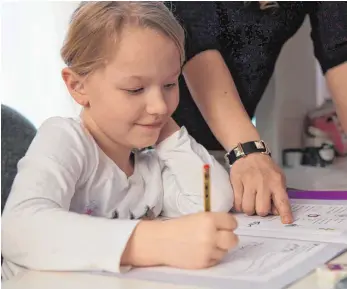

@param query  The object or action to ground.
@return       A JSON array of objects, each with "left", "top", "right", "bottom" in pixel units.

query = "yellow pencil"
[{"left": 203, "top": 164, "right": 211, "bottom": 212}]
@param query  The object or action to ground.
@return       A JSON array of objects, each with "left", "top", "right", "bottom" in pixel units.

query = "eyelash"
[
  {"left": 127, "top": 88, "right": 144, "bottom": 94},
  {"left": 126, "top": 83, "right": 177, "bottom": 95}
]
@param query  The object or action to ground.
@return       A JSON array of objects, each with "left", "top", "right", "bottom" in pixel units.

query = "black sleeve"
[
  {"left": 308, "top": 1, "right": 347, "bottom": 74},
  {"left": 165, "top": 1, "right": 221, "bottom": 64}
]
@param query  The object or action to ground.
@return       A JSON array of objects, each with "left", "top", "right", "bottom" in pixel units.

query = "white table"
[
  {"left": 2, "top": 251, "right": 347, "bottom": 289},
  {"left": 284, "top": 157, "right": 347, "bottom": 191},
  {"left": 3, "top": 155, "right": 346, "bottom": 289},
  {"left": 210, "top": 151, "right": 347, "bottom": 191}
]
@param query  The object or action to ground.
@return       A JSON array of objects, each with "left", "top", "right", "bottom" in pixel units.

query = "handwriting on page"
[
  {"left": 131, "top": 236, "right": 326, "bottom": 282},
  {"left": 291, "top": 204, "right": 347, "bottom": 227},
  {"left": 236, "top": 204, "right": 347, "bottom": 232},
  {"left": 215, "top": 239, "right": 322, "bottom": 280}
]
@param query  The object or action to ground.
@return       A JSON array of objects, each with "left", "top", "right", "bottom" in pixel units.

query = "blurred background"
[{"left": 1, "top": 2, "right": 346, "bottom": 191}]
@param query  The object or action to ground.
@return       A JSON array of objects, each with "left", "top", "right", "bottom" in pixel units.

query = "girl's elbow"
[
  {"left": 1, "top": 211, "right": 39, "bottom": 264},
  {"left": 1, "top": 216, "right": 23, "bottom": 261}
]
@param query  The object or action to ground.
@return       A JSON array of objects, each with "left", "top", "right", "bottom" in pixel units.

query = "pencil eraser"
[{"left": 316, "top": 264, "right": 347, "bottom": 289}]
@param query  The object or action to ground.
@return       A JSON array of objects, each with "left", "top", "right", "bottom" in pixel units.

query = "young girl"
[{"left": 1, "top": 2, "right": 238, "bottom": 280}]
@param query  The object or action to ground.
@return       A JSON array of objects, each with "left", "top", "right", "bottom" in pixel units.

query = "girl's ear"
[{"left": 61, "top": 67, "right": 90, "bottom": 107}]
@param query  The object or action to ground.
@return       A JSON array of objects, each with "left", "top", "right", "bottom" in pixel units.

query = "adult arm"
[
  {"left": 326, "top": 63, "right": 347, "bottom": 133},
  {"left": 168, "top": 2, "right": 293, "bottom": 223},
  {"left": 309, "top": 1, "right": 347, "bottom": 132}
]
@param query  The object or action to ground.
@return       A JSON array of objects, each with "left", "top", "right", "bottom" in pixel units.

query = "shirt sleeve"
[
  {"left": 156, "top": 126, "right": 234, "bottom": 218},
  {"left": 1, "top": 117, "right": 139, "bottom": 274},
  {"left": 308, "top": 1, "right": 347, "bottom": 73},
  {"left": 166, "top": 1, "right": 221, "bottom": 63}
]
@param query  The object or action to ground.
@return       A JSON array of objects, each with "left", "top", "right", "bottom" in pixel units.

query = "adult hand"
[{"left": 230, "top": 153, "right": 293, "bottom": 224}]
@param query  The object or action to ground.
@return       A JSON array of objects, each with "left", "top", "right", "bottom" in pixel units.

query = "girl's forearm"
[{"left": 121, "top": 220, "right": 166, "bottom": 267}]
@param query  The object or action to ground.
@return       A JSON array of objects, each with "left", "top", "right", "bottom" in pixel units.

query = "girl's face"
[{"left": 79, "top": 25, "right": 181, "bottom": 149}]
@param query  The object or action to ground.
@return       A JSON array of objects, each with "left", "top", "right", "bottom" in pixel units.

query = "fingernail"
[{"left": 282, "top": 216, "right": 292, "bottom": 224}]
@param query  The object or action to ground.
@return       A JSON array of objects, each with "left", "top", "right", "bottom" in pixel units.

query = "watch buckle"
[
  {"left": 235, "top": 143, "right": 246, "bottom": 158},
  {"left": 257, "top": 140, "right": 271, "bottom": 155},
  {"left": 224, "top": 143, "right": 246, "bottom": 167}
]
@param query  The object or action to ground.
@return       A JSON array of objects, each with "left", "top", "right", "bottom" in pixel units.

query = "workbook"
[{"left": 114, "top": 194, "right": 347, "bottom": 289}]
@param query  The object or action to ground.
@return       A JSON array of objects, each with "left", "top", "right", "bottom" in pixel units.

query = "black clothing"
[{"left": 167, "top": 1, "right": 347, "bottom": 150}]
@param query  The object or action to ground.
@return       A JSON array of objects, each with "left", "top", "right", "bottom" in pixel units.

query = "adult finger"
[
  {"left": 271, "top": 202, "right": 279, "bottom": 215},
  {"left": 272, "top": 188, "right": 293, "bottom": 224},
  {"left": 255, "top": 182, "right": 271, "bottom": 217},
  {"left": 231, "top": 175, "right": 243, "bottom": 212},
  {"left": 242, "top": 186, "right": 256, "bottom": 216}
]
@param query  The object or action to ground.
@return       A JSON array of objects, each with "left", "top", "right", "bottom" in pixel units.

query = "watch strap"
[{"left": 225, "top": 140, "right": 271, "bottom": 167}]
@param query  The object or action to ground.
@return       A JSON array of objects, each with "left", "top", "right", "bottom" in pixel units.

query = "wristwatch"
[{"left": 224, "top": 140, "right": 271, "bottom": 167}]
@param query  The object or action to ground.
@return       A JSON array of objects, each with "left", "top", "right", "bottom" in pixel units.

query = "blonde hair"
[{"left": 61, "top": 1, "right": 185, "bottom": 76}]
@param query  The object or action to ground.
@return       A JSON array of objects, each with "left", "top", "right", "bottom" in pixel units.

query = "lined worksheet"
[
  {"left": 89, "top": 199, "right": 347, "bottom": 289},
  {"left": 120, "top": 236, "right": 346, "bottom": 289},
  {"left": 234, "top": 200, "right": 347, "bottom": 243},
  {"left": 134, "top": 237, "right": 324, "bottom": 281}
]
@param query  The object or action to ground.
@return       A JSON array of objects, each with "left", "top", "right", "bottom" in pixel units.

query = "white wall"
[
  {"left": 1, "top": 1, "right": 80, "bottom": 128},
  {"left": 2, "top": 2, "right": 329, "bottom": 151},
  {"left": 256, "top": 16, "right": 329, "bottom": 165},
  {"left": 316, "top": 61, "right": 331, "bottom": 105}
]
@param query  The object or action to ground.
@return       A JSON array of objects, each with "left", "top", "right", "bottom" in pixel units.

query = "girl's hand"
[
  {"left": 160, "top": 212, "right": 238, "bottom": 269},
  {"left": 121, "top": 212, "right": 238, "bottom": 269},
  {"left": 159, "top": 212, "right": 238, "bottom": 269}
]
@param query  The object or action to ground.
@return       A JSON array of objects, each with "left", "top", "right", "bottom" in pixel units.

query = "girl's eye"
[
  {"left": 164, "top": 83, "right": 177, "bottom": 89},
  {"left": 125, "top": 83, "right": 176, "bottom": 94},
  {"left": 126, "top": 88, "right": 144, "bottom": 94}
]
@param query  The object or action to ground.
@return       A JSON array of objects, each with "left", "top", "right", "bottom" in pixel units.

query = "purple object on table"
[{"left": 288, "top": 190, "right": 347, "bottom": 200}]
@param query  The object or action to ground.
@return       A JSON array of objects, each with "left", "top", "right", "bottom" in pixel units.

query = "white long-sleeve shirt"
[{"left": 1, "top": 117, "right": 233, "bottom": 280}]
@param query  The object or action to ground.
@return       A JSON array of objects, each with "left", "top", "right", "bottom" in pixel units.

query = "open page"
[
  {"left": 234, "top": 199, "right": 347, "bottom": 243},
  {"left": 92, "top": 200, "right": 347, "bottom": 289},
  {"left": 116, "top": 236, "right": 346, "bottom": 289}
]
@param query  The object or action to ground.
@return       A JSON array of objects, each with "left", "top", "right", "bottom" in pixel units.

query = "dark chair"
[{"left": 1, "top": 105, "right": 36, "bottom": 214}]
